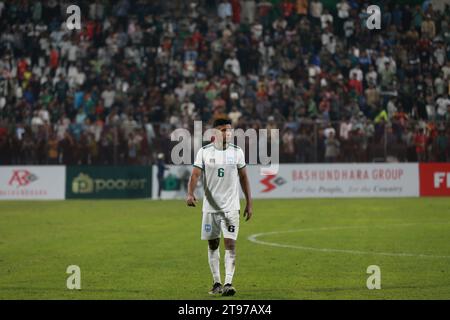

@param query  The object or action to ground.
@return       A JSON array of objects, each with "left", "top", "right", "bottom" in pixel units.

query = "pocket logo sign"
[{"left": 72, "top": 173, "right": 94, "bottom": 194}]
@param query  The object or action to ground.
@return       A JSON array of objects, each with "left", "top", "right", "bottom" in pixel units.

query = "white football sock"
[
  {"left": 224, "top": 250, "right": 236, "bottom": 285},
  {"left": 208, "top": 247, "right": 221, "bottom": 284}
]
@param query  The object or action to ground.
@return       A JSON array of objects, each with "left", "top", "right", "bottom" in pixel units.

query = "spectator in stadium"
[
  {"left": 324, "top": 129, "right": 340, "bottom": 163},
  {"left": 157, "top": 152, "right": 168, "bottom": 200},
  {"left": 415, "top": 127, "right": 427, "bottom": 162},
  {"left": 281, "top": 127, "right": 295, "bottom": 163},
  {"left": 0, "top": 0, "right": 448, "bottom": 167},
  {"left": 434, "top": 127, "right": 449, "bottom": 162}
]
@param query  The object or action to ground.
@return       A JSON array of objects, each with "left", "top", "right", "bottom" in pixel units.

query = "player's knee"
[
  {"left": 224, "top": 238, "right": 235, "bottom": 251},
  {"left": 208, "top": 239, "right": 220, "bottom": 250}
]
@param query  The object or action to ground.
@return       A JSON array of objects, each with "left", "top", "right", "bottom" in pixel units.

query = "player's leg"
[
  {"left": 201, "top": 212, "right": 223, "bottom": 294},
  {"left": 207, "top": 238, "right": 222, "bottom": 294},
  {"left": 222, "top": 237, "right": 236, "bottom": 296},
  {"left": 221, "top": 210, "right": 240, "bottom": 296}
]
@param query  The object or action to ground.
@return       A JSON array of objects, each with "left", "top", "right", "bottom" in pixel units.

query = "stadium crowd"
[{"left": 0, "top": 0, "right": 449, "bottom": 165}]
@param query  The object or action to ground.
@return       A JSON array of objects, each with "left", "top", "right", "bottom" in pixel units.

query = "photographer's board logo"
[
  {"left": 171, "top": 121, "right": 280, "bottom": 175},
  {"left": 66, "top": 5, "right": 81, "bottom": 30},
  {"left": 366, "top": 5, "right": 381, "bottom": 30},
  {"left": 8, "top": 170, "right": 38, "bottom": 187}
]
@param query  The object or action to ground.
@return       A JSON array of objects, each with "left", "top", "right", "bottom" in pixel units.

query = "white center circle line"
[{"left": 248, "top": 224, "right": 450, "bottom": 259}]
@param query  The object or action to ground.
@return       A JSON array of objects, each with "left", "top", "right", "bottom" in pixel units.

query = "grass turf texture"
[{"left": 0, "top": 198, "right": 449, "bottom": 300}]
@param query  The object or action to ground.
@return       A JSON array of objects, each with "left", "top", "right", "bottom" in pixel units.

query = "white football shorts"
[{"left": 201, "top": 210, "right": 240, "bottom": 241}]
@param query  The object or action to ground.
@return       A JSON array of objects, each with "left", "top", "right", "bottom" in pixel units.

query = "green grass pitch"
[{"left": 0, "top": 198, "right": 449, "bottom": 300}]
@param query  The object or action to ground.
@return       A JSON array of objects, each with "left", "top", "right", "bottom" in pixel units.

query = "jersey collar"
[{"left": 213, "top": 142, "right": 230, "bottom": 151}]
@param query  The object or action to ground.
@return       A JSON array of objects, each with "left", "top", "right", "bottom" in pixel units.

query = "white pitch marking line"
[{"left": 248, "top": 224, "right": 450, "bottom": 259}]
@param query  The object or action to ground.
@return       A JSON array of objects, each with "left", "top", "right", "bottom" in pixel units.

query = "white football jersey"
[{"left": 194, "top": 143, "right": 246, "bottom": 213}]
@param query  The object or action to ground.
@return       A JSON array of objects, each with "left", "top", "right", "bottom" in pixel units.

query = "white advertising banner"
[
  {"left": 248, "top": 163, "right": 420, "bottom": 198},
  {"left": 154, "top": 163, "right": 419, "bottom": 200},
  {"left": 152, "top": 165, "right": 197, "bottom": 200},
  {"left": 0, "top": 166, "right": 66, "bottom": 200}
]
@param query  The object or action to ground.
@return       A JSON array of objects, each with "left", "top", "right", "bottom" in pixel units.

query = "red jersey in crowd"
[
  {"left": 414, "top": 132, "right": 427, "bottom": 154},
  {"left": 18, "top": 59, "right": 28, "bottom": 80},
  {"left": 50, "top": 49, "right": 59, "bottom": 69},
  {"left": 348, "top": 79, "right": 363, "bottom": 95},
  {"left": 231, "top": 0, "right": 241, "bottom": 24},
  {"left": 282, "top": 0, "right": 295, "bottom": 17},
  {"left": 0, "top": 127, "right": 6, "bottom": 139}
]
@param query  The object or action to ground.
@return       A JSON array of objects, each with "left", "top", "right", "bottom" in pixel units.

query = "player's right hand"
[{"left": 186, "top": 194, "right": 197, "bottom": 207}]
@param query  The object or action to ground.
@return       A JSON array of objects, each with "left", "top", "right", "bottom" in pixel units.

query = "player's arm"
[
  {"left": 238, "top": 166, "right": 253, "bottom": 221},
  {"left": 186, "top": 166, "right": 202, "bottom": 207},
  {"left": 187, "top": 148, "right": 204, "bottom": 207}
]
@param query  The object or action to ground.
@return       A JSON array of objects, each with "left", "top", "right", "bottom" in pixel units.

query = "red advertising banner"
[{"left": 419, "top": 163, "right": 450, "bottom": 196}]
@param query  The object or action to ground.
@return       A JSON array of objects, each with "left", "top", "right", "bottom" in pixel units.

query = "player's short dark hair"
[{"left": 213, "top": 118, "right": 232, "bottom": 128}]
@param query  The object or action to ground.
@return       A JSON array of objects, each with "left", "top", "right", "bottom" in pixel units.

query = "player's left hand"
[
  {"left": 186, "top": 194, "right": 197, "bottom": 207},
  {"left": 243, "top": 204, "right": 253, "bottom": 221}
]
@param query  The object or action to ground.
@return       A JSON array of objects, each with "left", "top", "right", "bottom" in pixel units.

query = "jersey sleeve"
[
  {"left": 193, "top": 148, "right": 204, "bottom": 170},
  {"left": 237, "top": 148, "right": 246, "bottom": 169}
]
